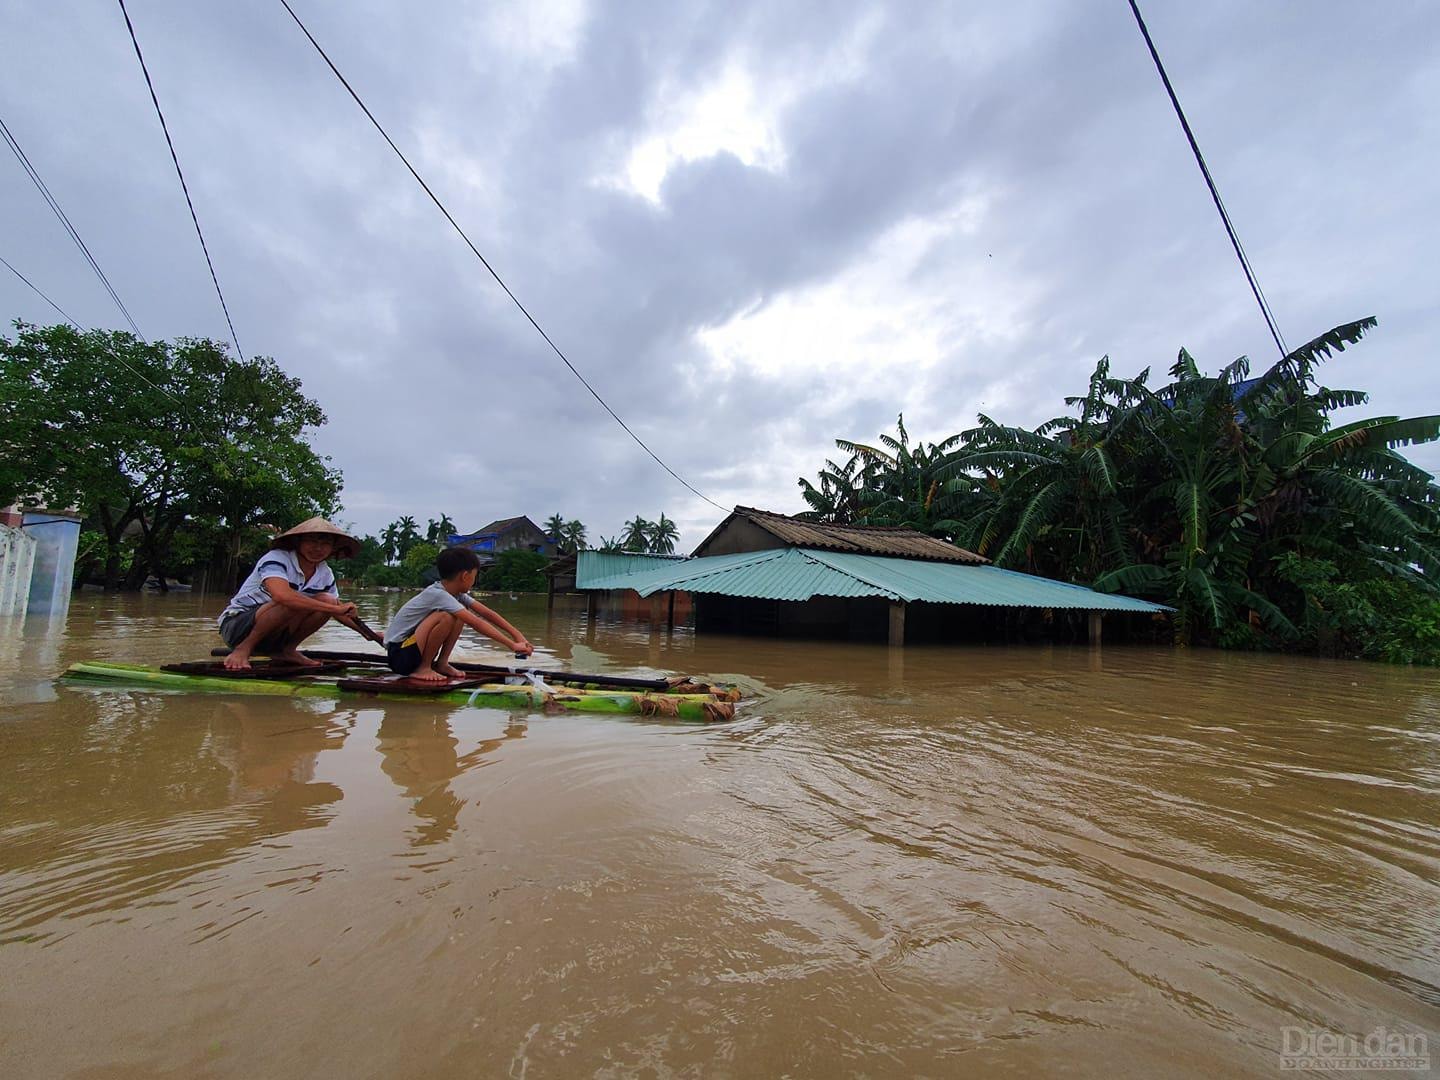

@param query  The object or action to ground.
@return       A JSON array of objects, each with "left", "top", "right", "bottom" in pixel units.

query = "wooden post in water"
[
  {"left": 586, "top": 590, "right": 599, "bottom": 624},
  {"left": 667, "top": 590, "right": 676, "bottom": 630},
  {"left": 889, "top": 600, "right": 906, "bottom": 647},
  {"left": 1088, "top": 610, "right": 1103, "bottom": 647},
  {"left": 546, "top": 572, "right": 555, "bottom": 610}
]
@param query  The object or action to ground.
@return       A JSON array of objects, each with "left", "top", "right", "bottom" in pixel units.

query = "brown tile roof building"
[{"left": 692, "top": 506, "right": 988, "bottom": 565}]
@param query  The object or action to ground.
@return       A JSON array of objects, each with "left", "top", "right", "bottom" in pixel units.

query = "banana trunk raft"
[{"left": 63, "top": 661, "right": 742, "bottom": 722}]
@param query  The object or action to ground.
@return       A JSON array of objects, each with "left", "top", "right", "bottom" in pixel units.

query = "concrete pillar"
[
  {"left": 1088, "top": 610, "right": 1103, "bottom": 647},
  {"left": 1, "top": 523, "right": 37, "bottom": 617},
  {"left": 888, "top": 600, "right": 906, "bottom": 647},
  {"left": 23, "top": 511, "right": 81, "bottom": 618}
]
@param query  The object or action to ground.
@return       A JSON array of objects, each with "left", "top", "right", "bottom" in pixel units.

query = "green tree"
[
  {"left": 381, "top": 522, "right": 401, "bottom": 564},
  {"left": 543, "top": 512, "right": 566, "bottom": 541},
  {"left": 402, "top": 541, "right": 440, "bottom": 585},
  {"left": 0, "top": 322, "right": 340, "bottom": 589},
  {"left": 621, "top": 515, "right": 652, "bottom": 552},
  {"left": 396, "top": 516, "right": 420, "bottom": 559},
  {"left": 480, "top": 549, "right": 548, "bottom": 592},
  {"left": 647, "top": 513, "right": 679, "bottom": 554},
  {"left": 560, "top": 519, "right": 588, "bottom": 553}
]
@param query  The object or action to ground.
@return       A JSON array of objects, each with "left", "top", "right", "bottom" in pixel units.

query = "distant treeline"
[{"left": 795, "top": 319, "right": 1440, "bottom": 664}]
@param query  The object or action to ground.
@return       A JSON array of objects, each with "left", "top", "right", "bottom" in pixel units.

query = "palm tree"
[
  {"left": 598, "top": 535, "right": 623, "bottom": 553},
  {"left": 543, "top": 512, "right": 566, "bottom": 541},
  {"left": 561, "top": 519, "right": 587, "bottom": 553},
  {"left": 797, "top": 455, "right": 864, "bottom": 523},
  {"left": 814, "top": 415, "right": 973, "bottom": 539},
  {"left": 647, "top": 513, "right": 679, "bottom": 554},
  {"left": 381, "top": 522, "right": 400, "bottom": 564},
  {"left": 397, "top": 515, "right": 420, "bottom": 559},
  {"left": 435, "top": 513, "right": 456, "bottom": 541},
  {"left": 425, "top": 518, "right": 440, "bottom": 543},
  {"left": 621, "top": 515, "right": 651, "bottom": 552},
  {"left": 1092, "top": 318, "right": 1440, "bottom": 642},
  {"left": 939, "top": 364, "right": 1131, "bottom": 579}
]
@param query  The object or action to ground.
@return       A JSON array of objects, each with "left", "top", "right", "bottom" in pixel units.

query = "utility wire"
[
  {"left": 117, "top": 0, "right": 245, "bottom": 362},
  {"left": 1126, "top": 0, "right": 1288, "bottom": 358},
  {"left": 0, "top": 252, "right": 83, "bottom": 329},
  {"left": 0, "top": 251, "right": 188, "bottom": 407},
  {"left": 0, "top": 114, "right": 145, "bottom": 338},
  {"left": 279, "top": 0, "right": 728, "bottom": 513}
]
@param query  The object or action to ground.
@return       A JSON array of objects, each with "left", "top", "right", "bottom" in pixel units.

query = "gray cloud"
[{"left": 4, "top": 0, "right": 1437, "bottom": 550}]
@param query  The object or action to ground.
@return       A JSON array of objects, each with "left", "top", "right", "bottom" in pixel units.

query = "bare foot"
[
  {"left": 410, "top": 667, "right": 446, "bottom": 682},
  {"left": 223, "top": 652, "right": 253, "bottom": 671},
  {"left": 275, "top": 649, "right": 323, "bottom": 668},
  {"left": 435, "top": 663, "right": 465, "bottom": 679}
]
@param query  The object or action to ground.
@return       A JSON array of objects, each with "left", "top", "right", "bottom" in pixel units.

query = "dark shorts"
[
  {"left": 387, "top": 639, "right": 422, "bottom": 675},
  {"left": 218, "top": 607, "right": 289, "bottom": 653}
]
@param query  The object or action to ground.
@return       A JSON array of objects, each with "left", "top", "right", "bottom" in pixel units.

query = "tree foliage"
[
  {"left": 796, "top": 319, "right": 1440, "bottom": 661},
  {"left": 0, "top": 322, "right": 341, "bottom": 589}
]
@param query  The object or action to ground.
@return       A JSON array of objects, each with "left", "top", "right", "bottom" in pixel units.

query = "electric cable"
[
  {"left": 0, "top": 114, "right": 145, "bottom": 338},
  {"left": 279, "top": 0, "right": 728, "bottom": 513},
  {"left": 117, "top": 0, "right": 246, "bottom": 362},
  {"left": 0, "top": 251, "right": 188, "bottom": 407},
  {"left": 1126, "top": 0, "right": 1289, "bottom": 358},
  {"left": 0, "top": 252, "right": 82, "bottom": 329}
]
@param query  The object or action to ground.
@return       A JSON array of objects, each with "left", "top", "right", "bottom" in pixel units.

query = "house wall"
[
  {"left": 495, "top": 521, "right": 553, "bottom": 554},
  {"left": 695, "top": 594, "right": 890, "bottom": 641},
  {"left": 691, "top": 517, "right": 781, "bottom": 557}
]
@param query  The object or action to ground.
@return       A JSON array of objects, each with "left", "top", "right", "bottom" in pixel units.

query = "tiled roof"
[{"left": 696, "top": 506, "right": 988, "bottom": 564}]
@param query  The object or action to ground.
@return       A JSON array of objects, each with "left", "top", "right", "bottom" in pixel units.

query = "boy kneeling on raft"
[
  {"left": 219, "top": 516, "right": 380, "bottom": 670},
  {"left": 383, "top": 547, "right": 534, "bottom": 681}
]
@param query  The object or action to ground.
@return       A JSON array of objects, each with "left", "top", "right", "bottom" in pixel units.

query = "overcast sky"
[{"left": 4, "top": 1, "right": 1437, "bottom": 549}]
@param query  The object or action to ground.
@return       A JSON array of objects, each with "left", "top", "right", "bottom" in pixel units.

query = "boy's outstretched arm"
[
  {"left": 467, "top": 600, "right": 532, "bottom": 653},
  {"left": 457, "top": 607, "right": 531, "bottom": 655}
]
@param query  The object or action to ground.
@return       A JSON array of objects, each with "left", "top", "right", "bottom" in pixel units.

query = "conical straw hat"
[{"left": 270, "top": 516, "right": 361, "bottom": 560}]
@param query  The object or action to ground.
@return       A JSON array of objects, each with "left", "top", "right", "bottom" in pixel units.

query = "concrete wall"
[
  {"left": 1, "top": 523, "right": 38, "bottom": 617},
  {"left": 22, "top": 512, "right": 81, "bottom": 617}
]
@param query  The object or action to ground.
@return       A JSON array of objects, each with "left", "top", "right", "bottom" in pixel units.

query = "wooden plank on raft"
[
  {"left": 161, "top": 660, "right": 349, "bottom": 679},
  {"left": 337, "top": 674, "right": 495, "bottom": 696}
]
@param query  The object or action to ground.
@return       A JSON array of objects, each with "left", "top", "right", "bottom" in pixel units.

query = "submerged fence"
[{"left": 1, "top": 523, "right": 38, "bottom": 617}]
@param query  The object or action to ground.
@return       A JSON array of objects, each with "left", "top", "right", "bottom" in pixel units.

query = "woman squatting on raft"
[{"left": 217, "top": 517, "right": 382, "bottom": 670}]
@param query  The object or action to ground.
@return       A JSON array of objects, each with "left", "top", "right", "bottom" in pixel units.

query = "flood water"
[{"left": 2, "top": 591, "right": 1438, "bottom": 1077}]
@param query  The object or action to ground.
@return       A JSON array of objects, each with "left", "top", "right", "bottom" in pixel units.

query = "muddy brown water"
[{"left": 1, "top": 591, "right": 1437, "bottom": 1077}]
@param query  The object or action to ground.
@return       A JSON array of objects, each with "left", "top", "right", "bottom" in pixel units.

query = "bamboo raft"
[{"left": 63, "top": 655, "right": 743, "bottom": 723}]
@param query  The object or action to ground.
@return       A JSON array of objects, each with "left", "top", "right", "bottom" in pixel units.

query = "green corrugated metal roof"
[{"left": 577, "top": 548, "right": 1169, "bottom": 612}]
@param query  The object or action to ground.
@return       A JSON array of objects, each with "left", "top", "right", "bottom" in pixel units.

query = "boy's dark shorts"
[
  {"left": 387, "top": 637, "right": 422, "bottom": 675},
  {"left": 218, "top": 607, "right": 289, "bottom": 653}
]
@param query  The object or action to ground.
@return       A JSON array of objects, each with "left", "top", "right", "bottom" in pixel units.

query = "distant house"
[
  {"left": 576, "top": 506, "right": 1167, "bottom": 646},
  {"left": 447, "top": 516, "right": 558, "bottom": 561}
]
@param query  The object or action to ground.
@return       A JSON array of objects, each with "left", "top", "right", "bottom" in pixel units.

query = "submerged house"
[
  {"left": 576, "top": 506, "right": 1167, "bottom": 646},
  {"left": 447, "top": 515, "right": 558, "bottom": 562}
]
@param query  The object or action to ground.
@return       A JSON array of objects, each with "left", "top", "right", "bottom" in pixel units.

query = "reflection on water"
[{"left": 0, "top": 592, "right": 1437, "bottom": 1078}]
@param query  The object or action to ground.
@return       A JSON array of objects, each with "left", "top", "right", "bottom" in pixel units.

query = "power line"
[
  {"left": 0, "top": 114, "right": 145, "bottom": 338},
  {"left": 0, "top": 251, "right": 190, "bottom": 407},
  {"left": 0, "top": 252, "right": 83, "bottom": 328},
  {"left": 116, "top": 0, "right": 245, "bottom": 362},
  {"left": 1126, "top": 0, "right": 1289, "bottom": 358},
  {"left": 279, "top": 0, "right": 728, "bottom": 514}
]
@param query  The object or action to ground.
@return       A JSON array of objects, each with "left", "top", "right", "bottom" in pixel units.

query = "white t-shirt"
[{"left": 220, "top": 548, "right": 338, "bottom": 623}]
